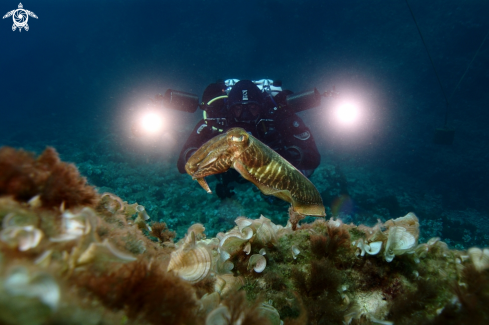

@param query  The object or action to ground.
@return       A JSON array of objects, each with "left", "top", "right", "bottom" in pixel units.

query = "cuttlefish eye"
[{"left": 231, "top": 135, "right": 245, "bottom": 142}]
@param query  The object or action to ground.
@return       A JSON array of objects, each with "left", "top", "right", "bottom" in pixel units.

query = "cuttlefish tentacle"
[
  {"left": 192, "top": 153, "right": 234, "bottom": 178},
  {"left": 185, "top": 133, "right": 228, "bottom": 174},
  {"left": 185, "top": 132, "right": 232, "bottom": 193},
  {"left": 185, "top": 128, "right": 325, "bottom": 217}
]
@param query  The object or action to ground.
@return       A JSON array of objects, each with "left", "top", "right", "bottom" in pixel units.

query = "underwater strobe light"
[
  {"left": 334, "top": 101, "right": 361, "bottom": 126},
  {"left": 140, "top": 112, "right": 163, "bottom": 133},
  {"left": 130, "top": 90, "right": 199, "bottom": 138},
  {"left": 131, "top": 111, "right": 165, "bottom": 137}
]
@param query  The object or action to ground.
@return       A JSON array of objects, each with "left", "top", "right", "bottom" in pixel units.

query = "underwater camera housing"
[
  {"left": 160, "top": 89, "right": 200, "bottom": 113},
  {"left": 160, "top": 80, "right": 337, "bottom": 116}
]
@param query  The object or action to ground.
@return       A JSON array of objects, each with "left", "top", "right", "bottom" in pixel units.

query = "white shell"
[
  {"left": 100, "top": 193, "right": 124, "bottom": 213},
  {"left": 253, "top": 217, "right": 277, "bottom": 246},
  {"left": 355, "top": 239, "right": 381, "bottom": 257},
  {"left": 222, "top": 260, "right": 234, "bottom": 273},
  {"left": 427, "top": 237, "right": 441, "bottom": 246},
  {"left": 0, "top": 225, "right": 43, "bottom": 251},
  {"left": 219, "top": 228, "right": 253, "bottom": 256},
  {"left": 241, "top": 227, "right": 253, "bottom": 240},
  {"left": 243, "top": 242, "right": 251, "bottom": 255},
  {"left": 328, "top": 217, "right": 342, "bottom": 228},
  {"left": 365, "top": 241, "right": 383, "bottom": 255},
  {"left": 2, "top": 211, "right": 39, "bottom": 227},
  {"left": 2, "top": 213, "right": 16, "bottom": 228},
  {"left": 355, "top": 239, "right": 366, "bottom": 257},
  {"left": 50, "top": 208, "right": 95, "bottom": 242},
  {"left": 188, "top": 223, "right": 206, "bottom": 239},
  {"left": 259, "top": 248, "right": 266, "bottom": 255},
  {"left": 77, "top": 239, "right": 137, "bottom": 265},
  {"left": 369, "top": 315, "right": 394, "bottom": 325},
  {"left": 167, "top": 232, "right": 212, "bottom": 283},
  {"left": 201, "top": 292, "right": 221, "bottom": 315},
  {"left": 4, "top": 266, "right": 60, "bottom": 311},
  {"left": 136, "top": 205, "right": 150, "bottom": 220},
  {"left": 217, "top": 249, "right": 234, "bottom": 273},
  {"left": 291, "top": 245, "right": 301, "bottom": 259},
  {"left": 248, "top": 254, "right": 267, "bottom": 273},
  {"left": 468, "top": 247, "right": 489, "bottom": 272},
  {"left": 384, "top": 226, "right": 416, "bottom": 262},
  {"left": 219, "top": 249, "right": 230, "bottom": 261},
  {"left": 384, "top": 212, "right": 419, "bottom": 242},
  {"left": 214, "top": 274, "right": 244, "bottom": 296},
  {"left": 27, "top": 194, "right": 42, "bottom": 208},
  {"left": 206, "top": 305, "right": 232, "bottom": 325},
  {"left": 257, "top": 302, "right": 282, "bottom": 325},
  {"left": 34, "top": 250, "right": 53, "bottom": 267},
  {"left": 235, "top": 217, "right": 253, "bottom": 231}
]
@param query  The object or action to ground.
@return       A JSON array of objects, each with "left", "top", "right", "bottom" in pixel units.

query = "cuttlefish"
[{"left": 185, "top": 128, "right": 326, "bottom": 217}]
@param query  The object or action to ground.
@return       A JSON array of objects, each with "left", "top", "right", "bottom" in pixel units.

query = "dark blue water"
[{"left": 1, "top": 0, "right": 488, "bottom": 247}]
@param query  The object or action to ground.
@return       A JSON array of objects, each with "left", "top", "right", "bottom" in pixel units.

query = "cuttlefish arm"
[
  {"left": 193, "top": 154, "right": 234, "bottom": 193},
  {"left": 185, "top": 132, "right": 235, "bottom": 193},
  {"left": 185, "top": 128, "right": 325, "bottom": 217}
]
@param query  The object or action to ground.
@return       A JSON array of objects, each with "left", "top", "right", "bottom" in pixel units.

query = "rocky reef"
[{"left": 0, "top": 146, "right": 488, "bottom": 325}]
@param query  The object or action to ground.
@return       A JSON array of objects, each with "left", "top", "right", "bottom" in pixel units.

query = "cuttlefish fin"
[
  {"left": 254, "top": 182, "right": 293, "bottom": 204},
  {"left": 233, "top": 161, "right": 293, "bottom": 203},
  {"left": 291, "top": 197, "right": 326, "bottom": 217},
  {"left": 196, "top": 177, "right": 212, "bottom": 194}
]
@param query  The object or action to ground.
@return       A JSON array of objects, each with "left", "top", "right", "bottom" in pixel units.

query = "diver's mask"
[{"left": 230, "top": 102, "right": 261, "bottom": 123}]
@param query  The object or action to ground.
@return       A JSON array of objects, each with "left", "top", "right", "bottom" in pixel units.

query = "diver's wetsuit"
[{"left": 177, "top": 82, "right": 321, "bottom": 199}]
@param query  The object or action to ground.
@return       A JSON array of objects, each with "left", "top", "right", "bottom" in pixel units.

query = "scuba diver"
[{"left": 176, "top": 79, "right": 322, "bottom": 200}]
